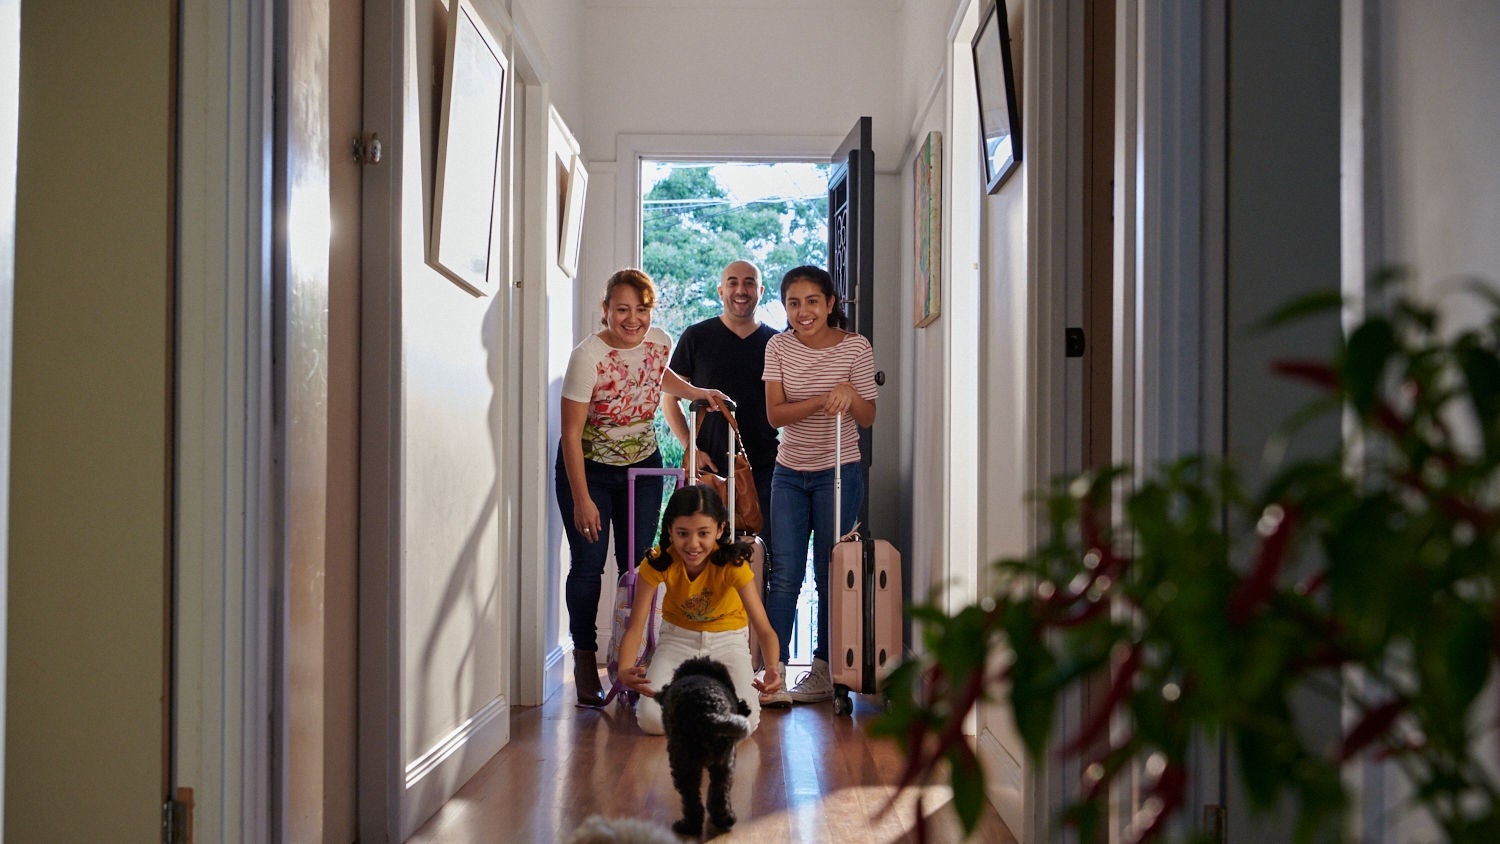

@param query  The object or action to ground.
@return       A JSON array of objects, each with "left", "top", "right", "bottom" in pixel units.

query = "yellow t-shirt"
[{"left": 637, "top": 546, "right": 754, "bottom": 632}]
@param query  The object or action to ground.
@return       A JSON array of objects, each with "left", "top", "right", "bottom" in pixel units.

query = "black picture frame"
[{"left": 971, "top": 2, "right": 1021, "bottom": 193}]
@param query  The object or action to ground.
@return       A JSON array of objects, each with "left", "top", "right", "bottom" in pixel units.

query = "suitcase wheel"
[{"left": 832, "top": 686, "right": 853, "bottom": 716}]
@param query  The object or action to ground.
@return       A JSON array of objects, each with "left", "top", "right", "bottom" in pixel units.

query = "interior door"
[{"left": 827, "top": 116, "right": 876, "bottom": 488}]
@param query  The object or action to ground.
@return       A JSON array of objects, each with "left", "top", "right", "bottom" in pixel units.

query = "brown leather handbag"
[{"left": 694, "top": 406, "right": 763, "bottom": 534}]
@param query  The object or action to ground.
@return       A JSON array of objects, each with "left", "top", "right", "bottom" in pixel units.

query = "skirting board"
[
  {"left": 977, "top": 729, "right": 1024, "bottom": 837},
  {"left": 402, "top": 694, "right": 511, "bottom": 838}
]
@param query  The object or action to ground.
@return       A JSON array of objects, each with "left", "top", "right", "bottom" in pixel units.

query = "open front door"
[{"left": 828, "top": 117, "right": 876, "bottom": 485}]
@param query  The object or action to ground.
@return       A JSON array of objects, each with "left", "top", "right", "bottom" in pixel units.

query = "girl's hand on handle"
[
  {"left": 573, "top": 497, "right": 602, "bottom": 542},
  {"left": 620, "top": 664, "right": 655, "bottom": 697},
  {"left": 753, "top": 664, "right": 782, "bottom": 694},
  {"left": 822, "top": 382, "right": 858, "bottom": 416}
]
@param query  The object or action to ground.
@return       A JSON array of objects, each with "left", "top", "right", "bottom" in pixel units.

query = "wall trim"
[
  {"left": 1023, "top": 0, "right": 1087, "bottom": 838},
  {"left": 402, "top": 694, "right": 510, "bottom": 835},
  {"left": 174, "top": 0, "right": 275, "bottom": 841}
]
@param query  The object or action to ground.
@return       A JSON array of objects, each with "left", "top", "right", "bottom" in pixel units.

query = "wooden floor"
[{"left": 408, "top": 672, "right": 1019, "bottom": 843}]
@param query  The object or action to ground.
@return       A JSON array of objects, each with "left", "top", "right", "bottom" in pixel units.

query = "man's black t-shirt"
[{"left": 670, "top": 317, "right": 780, "bottom": 471}]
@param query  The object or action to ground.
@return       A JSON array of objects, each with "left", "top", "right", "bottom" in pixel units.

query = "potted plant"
[{"left": 874, "top": 276, "right": 1500, "bottom": 842}]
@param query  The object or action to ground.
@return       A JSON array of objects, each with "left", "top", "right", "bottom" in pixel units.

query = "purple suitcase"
[{"left": 827, "top": 415, "right": 903, "bottom": 716}]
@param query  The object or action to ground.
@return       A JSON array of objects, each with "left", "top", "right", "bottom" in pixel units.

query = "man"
[{"left": 663, "top": 260, "right": 786, "bottom": 704}]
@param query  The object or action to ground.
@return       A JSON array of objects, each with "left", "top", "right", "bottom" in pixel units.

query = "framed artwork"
[
  {"left": 430, "top": 0, "right": 507, "bottom": 295},
  {"left": 557, "top": 153, "right": 587, "bottom": 278},
  {"left": 971, "top": 1, "right": 1021, "bottom": 193},
  {"left": 913, "top": 131, "right": 942, "bottom": 328}
]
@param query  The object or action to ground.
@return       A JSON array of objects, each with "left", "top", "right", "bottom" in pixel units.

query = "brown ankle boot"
[{"left": 573, "top": 650, "right": 604, "bottom": 705}]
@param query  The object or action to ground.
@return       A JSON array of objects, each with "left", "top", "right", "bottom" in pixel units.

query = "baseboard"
[
  {"left": 978, "top": 728, "right": 1025, "bottom": 838},
  {"left": 544, "top": 644, "right": 566, "bottom": 701},
  {"left": 401, "top": 694, "right": 511, "bottom": 839}
]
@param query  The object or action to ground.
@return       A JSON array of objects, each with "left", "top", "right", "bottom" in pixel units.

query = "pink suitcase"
[
  {"left": 827, "top": 415, "right": 903, "bottom": 716},
  {"left": 691, "top": 399, "right": 770, "bottom": 670}
]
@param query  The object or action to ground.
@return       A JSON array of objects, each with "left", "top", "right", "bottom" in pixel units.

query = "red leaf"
[
  {"left": 1339, "top": 699, "right": 1406, "bottom": 762},
  {"left": 1227, "top": 505, "right": 1300, "bottom": 624}
]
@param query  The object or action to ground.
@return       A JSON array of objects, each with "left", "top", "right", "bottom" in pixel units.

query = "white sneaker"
[
  {"left": 759, "top": 663, "right": 792, "bottom": 708},
  {"left": 787, "top": 658, "right": 834, "bottom": 704}
]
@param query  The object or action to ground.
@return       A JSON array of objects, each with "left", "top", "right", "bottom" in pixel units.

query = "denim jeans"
[
  {"left": 764, "top": 460, "right": 865, "bottom": 664},
  {"left": 554, "top": 447, "right": 664, "bottom": 653},
  {"left": 635, "top": 622, "right": 760, "bottom": 736}
]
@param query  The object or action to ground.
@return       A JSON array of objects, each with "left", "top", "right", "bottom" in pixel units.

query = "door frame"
[
  {"left": 174, "top": 0, "right": 277, "bottom": 840},
  {"left": 0, "top": 0, "right": 19, "bottom": 830},
  {"left": 1111, "top": 0, "right": 1228, "bottom": 836}
]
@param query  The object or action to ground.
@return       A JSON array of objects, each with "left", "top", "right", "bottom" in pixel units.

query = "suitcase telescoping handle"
[
  {"left": 834, "top": 411, "right": 841, "bottom": 542},
  {"left": 833, "top": 413, "right": 861, "bottom": 544},
  {"left": 688, "top": 397, "right": 741, "bottom": 536}
]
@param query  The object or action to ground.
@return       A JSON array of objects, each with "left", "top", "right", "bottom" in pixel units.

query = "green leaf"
[
  {"left": 947, "top": 742, "right": 986, "bottom": 833},
  {"left": 1255, "top": 288, "right": 1345, "bottom": 333},
  {"left": 1342, "top": 319, "right": 1399, "bottom": 416}
]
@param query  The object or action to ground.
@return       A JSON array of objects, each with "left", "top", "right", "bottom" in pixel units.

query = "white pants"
[{"left": 635, "top": 621, "right": 760, "bottom": 737}]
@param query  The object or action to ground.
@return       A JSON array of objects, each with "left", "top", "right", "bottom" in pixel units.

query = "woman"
[
  {"left": 761, "top": 265, "right": 878, "bottom": 705},
  {"left": 557, "top": 268, "right": 725, "bottom": 705}
]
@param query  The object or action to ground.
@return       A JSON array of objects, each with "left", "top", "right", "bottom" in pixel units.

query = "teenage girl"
[
  {"left": 617, "top": 485, "right": 783, "bottom": 735},
  {"left": 760, "top": 265, "right": 878, "bottom": 705}
]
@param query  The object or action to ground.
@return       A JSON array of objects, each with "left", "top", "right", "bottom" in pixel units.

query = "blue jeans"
[
  {"left": 764, "top": 461, "right": 865, "bottom": 664},
  {"left": 554, "top": 447, "right": 664, "bottom": 653}
]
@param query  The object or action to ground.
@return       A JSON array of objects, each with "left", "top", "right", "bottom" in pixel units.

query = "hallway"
[{"left": 407, "top": 674, "right": 1018, "bottom": 843}]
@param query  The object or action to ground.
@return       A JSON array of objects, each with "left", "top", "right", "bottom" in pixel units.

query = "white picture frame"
[
  {"left": 558, "top": 153, "right": 587, "bottom": 278},
  {"left": 429, "top": 0, "right": 507, "bottom": 295}
]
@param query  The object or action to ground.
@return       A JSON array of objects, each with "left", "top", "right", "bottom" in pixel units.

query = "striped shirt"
[{"left": 763, "top": 330, "right": 878, "bottom": 471}]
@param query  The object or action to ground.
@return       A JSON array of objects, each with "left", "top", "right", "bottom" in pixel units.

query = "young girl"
[
  {"left": 617, "top": 486, "right": 782, "bottom": 735},
  {"left": 761, "top": 265, "right": 878, "bottom": 705}
]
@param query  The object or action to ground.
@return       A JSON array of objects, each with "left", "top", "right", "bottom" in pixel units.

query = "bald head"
[{"left": 718, "top": 260, "right": 763, "bottom": 324}]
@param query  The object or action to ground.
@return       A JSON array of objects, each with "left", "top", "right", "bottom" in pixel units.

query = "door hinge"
[
  {"left": 163, "top": 788, "right": 193, "bottom": 844},
  {"left": 1202, "top": 803, "right": 1226, "bottom": 843},
  {"left": 352, "top": 132, "right": 383, "bottom": 165}
]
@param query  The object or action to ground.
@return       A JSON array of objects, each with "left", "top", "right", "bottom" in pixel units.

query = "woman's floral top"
[{"left": 561, "top": 325, "right": 672, "bottom": 465}]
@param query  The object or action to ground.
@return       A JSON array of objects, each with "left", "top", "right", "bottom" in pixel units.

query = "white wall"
[
  {"left": 1346, "top": 3, "right": 1500, "bottom": 840},
  {"left": 578, "top": 2, "right": 906, "bottom": 163},
  {"left": 511, "top": 0, "right": 586, "bottom": 128},
  {"left": 1375, "top": 1, "right": 1500, "bottom": 314}
]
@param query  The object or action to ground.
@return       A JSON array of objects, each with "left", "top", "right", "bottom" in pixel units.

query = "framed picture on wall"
[
  {"left": 913, "top": 131, "right": 942, "bottom": 328},
  {"left": 430, "top": 0, "right": 507, "bottom": 295},
  {"left": 971, "top": 1, "right": 1021, "bottom": 193},
  {"left": 557, "top": 154, "right": 588, "bottom": 278}
]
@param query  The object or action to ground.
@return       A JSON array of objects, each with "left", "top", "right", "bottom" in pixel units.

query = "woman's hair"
[
  {"left": 600, "top": 268, "right": 657, "bottom": 326},
  {"left": 644, "top": 485, "right": 753, "bottom": 571},
  {"left": 779, "top": 264, "right": 848, "bottom": 329}
]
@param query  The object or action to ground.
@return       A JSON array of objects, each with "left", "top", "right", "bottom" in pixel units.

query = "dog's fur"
[
  {"left": 566, "top": 813, "right": 680, "bottom": 844},
  {"left": 657, "top": 656, "right": 752, "bottom": 836}
]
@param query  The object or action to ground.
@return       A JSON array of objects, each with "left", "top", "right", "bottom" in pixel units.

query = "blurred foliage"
[
  {"left": 873, "top": 275, "right": 1500, "bottom": 842},
  {"left": 641, "top": 163, "right": 827, "bottom": 339}
]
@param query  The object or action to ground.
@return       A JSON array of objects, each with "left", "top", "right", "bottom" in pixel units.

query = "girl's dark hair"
[
  {"left": 780, "top": 265, "right": 847, "bottom": 329},
  {"left": 644, "top": 486, "right": 753, "bottom": 571}
]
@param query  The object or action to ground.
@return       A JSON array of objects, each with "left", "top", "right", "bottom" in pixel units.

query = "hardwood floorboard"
[{"left": 408, "top": 678, "right": 1019, "bottom": 843}]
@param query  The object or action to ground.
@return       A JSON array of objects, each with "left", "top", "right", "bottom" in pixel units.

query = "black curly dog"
[{"left": 657, "top": 656, "right": 752, "bottom": 836}]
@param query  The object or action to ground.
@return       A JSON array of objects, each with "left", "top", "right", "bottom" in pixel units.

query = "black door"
[
  {"left": 828, "top": 116, "right": 875, "bottom": 343},
  {"left": 827, "top": 116, "right": 875, "bottom": 507}
]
